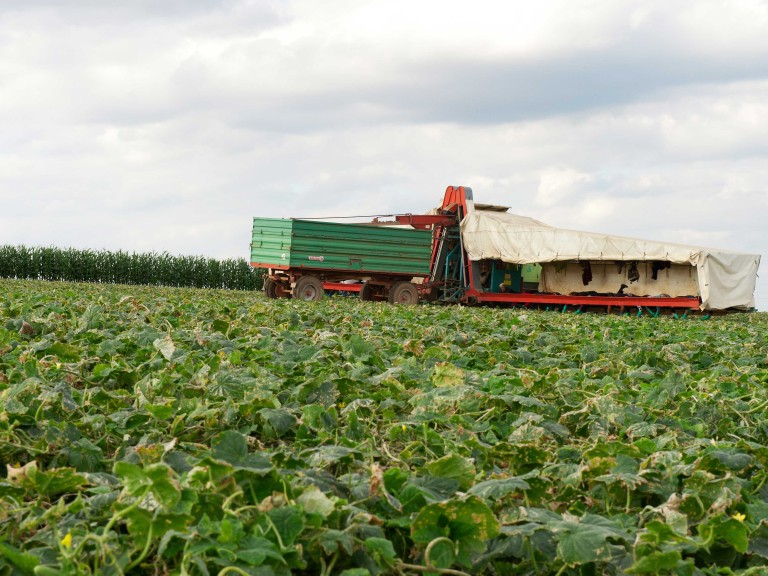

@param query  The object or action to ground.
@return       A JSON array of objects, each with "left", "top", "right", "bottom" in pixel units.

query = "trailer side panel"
[{"left": 251, "top": 218, "right": 433, "bottom": 276}]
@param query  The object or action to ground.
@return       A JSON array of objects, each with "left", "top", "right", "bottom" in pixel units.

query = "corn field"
[{"left": 0, "top": 245, "right": 262, "bottom": 290}]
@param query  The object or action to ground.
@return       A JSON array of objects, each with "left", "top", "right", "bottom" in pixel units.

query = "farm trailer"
[
  {"left": 251, "top": 186, "right": 760, "bottom": 312},
  {"left": 250, "top": 217, "right": 446, "bottom": 304}
]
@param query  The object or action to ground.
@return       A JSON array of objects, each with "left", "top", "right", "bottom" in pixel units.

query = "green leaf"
[
  {"left": 627, "top": 550, "right": 682, "bottom": 574},
  {"left": 714, "top": 518, "right": 749, "bottom": 553},
  {"left": 268, "top": 506, "right": 304, "bottom": 547},
  {"left": 8, "top": 461, "right": 86, "bottom": 498},
  {"left": 491, "top": 394, "right": 546, "bottom": 408},
  {"left": 47, "top": 342, "right": 81, "bottom": 362},
  {"left": 145, "top": 463, "right": 182, "bottom": 508},
  {"left": 549, "top": 513, "right": 629, "bottom": 565},
  {"left": 411, "top": 475, "right": 461, "bottom": 502},
  {"left": 145, "top": 401, "right": 174, "bottom": 420},
  {"left": 706, "top": 449, "right": 753, "bottom": 472},
  {"left": 636, "top": 520, "right": 695, "bottom": 548},
  {"left": 468, "top": 476, "right": 530, "bottom": 500},
  {"left": 594, "top": 454, "right": 645, "bottom": 489},
  {"left": 297, "top": 485, "right": 335, "bottom": 518},
  {"left": 556, "top": 528, "right": 610, "bottom": 564},
  {"left": 210, "top": 430, "right": 273, "bottom": 474},
  {"left": 153, "top": 334, "right": 175, "bottom": 361},
  {"left": 114, "top": 461, "right": 180, "bottom": 508},
  {"left": 412, "top": 496, "right": 500, "bottom": 559},
  {"left": 306, "top": 445, "right": 358, "bottom": 467},
  {"left": 212, "top": 319, "right": 229, "bottom": 334},
  {"left": 343, "top": 334, "right": 374, "bottom": 361},
  {"left": 749, "top": 523, "right": 768, "bottom": 559},
  {"left": 114, "top": 460, "right": 149, "bottom": 491},
  {"left": 302, "top": 403, "right": 337, "bottom": 430},
  {"left": 259, "top": 407, "right": 297, "bottom": 437},
  {"left": 122, "top": 508, "right": 194, "bottom": 544},
  {"left": 77, "top": 304, "right": 105, "bottom": 331},
  {"left": 425, "top": 454, "right": 476, "bottom": 491},
  {"left": 66, "top": 438, "right": 104, "bottom": 472},
  {"left": 236, "top": 536, "right": 284, "bottom": 565},
  {"left": 317, "top": 529, "right": 355, "bottom": 555},
  {"left": 364, "top": 537, "right": 397, "bottom": 564},
  {"left": 431, "top": 362, "right": 465, "bottom": 387}
]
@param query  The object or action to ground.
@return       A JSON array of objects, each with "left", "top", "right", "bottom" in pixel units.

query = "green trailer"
[{"left": 250, "top": 218, "right": 433, "bottom": 303}]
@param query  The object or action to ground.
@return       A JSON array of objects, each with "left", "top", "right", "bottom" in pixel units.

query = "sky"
[{"left": 1, "top": 0, "right": 767, "bottom": 308}]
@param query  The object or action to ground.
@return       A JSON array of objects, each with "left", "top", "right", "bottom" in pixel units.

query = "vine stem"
[
  {"left": 221, "top": 488, "right": 245, "bottom": 516},
  {"left": 218, "top": 567, "right": 252, "bottom": 576},
  {"left": 263, "top": 514, "right": 286, "bottom": 551},
  {"left": 425, "top": 537, "right": 456, "bottom": 567},
  {"left": 396, "top": 537, "right": 472, "bottom": 576},
  {"left": 125, "top": 519, "right": 154, "bottom": 572},
  {"left": 527, "top": 537, "right": 539, "bottom": 573},
  {"left": 381, "top": 441, "right": 405, "bottom": 464},
  {"left": 102, "top": 486, "right": 150, "bottom": 536},
  {"left": 71, "top": 487, "right": 151, "bottom": 573},
  {"left": 742, "top": 398, "right": 768, "bottom": 414},
  {"left": 1, "top": 439, "right": 48, "bottom": 454},
  {"left": 319, "top": 553, "right": 338, "bottom": 576},
  {"left": 397, "top": 562, "right": 472, "bottom": 576}
]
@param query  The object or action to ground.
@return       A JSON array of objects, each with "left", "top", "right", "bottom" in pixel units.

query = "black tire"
[
  {"left": 264, "top": 278, "right": 278, "bottom": 299},
  {"left": 293, "top": 276, "right": 325, "bottom": 301},
  {"left": 359, "top": 283, "right": 374, "bottom": 302},
  {"left": 424, "top": 285, "right": 440, "bottom": 302},
  {"left": 389, "top": 281, "right": 419, "bottom": 305}
]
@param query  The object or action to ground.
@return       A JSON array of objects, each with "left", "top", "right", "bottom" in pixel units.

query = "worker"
[{"left": 479, "top": 261, "right": 491, "bottom": 290}]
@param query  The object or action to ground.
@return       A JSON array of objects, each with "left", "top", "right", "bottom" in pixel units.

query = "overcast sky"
[{"left": 1, "top": 0, "right": 767, "bottom": 308}]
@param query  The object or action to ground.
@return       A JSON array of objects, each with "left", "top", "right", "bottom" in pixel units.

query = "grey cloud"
[
  {"left": 367, "top": 49, "right": 768, "bottom": 126},
  {"left": 8, "top": 2, "right": 768, "bottom": 135},
  {"left": 153, "top": 47, "right": 768, "bottom": 135}
]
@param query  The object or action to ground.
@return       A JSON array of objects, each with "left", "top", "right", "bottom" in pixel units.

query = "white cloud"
[{"left": 536, "top": 168, "right": 593, "bottom": 207}]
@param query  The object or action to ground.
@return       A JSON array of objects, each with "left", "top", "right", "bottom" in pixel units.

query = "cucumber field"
[{"left": 2, "top": 278, "right": 768, "bottom": 575}]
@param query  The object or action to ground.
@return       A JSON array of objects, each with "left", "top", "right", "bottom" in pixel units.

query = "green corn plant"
[{"left": 0, "top": 244, "right": 262, "bottom": 290}]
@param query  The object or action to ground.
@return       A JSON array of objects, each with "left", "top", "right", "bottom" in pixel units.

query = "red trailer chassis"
[{"left": 259, "top": 264, "right": 429, "bottom": 304}]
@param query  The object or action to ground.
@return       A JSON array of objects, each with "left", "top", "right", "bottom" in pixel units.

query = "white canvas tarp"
[{"left": 460, "top": 210, "right": 760, "bottom": 310}]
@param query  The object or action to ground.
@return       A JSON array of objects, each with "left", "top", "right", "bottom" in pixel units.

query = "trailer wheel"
[
  {"left": 293, "top": 276, "right": 325, "bottom": 301},
  {"left": 264, "top": 278, "right": 278, "bottom": 299},
  {"left": 273, "top": 280, "right": 291, "bottom": 298},
  {"left": 389, "top": 281, "right": 419, "bottom": 305},
  {"left": 359, "top": 284, "right": 374, "bottom": 302}
]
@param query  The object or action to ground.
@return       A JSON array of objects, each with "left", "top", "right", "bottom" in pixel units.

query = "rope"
[{"left": 291, "top": 213, "right": 400, "bottom": 220}]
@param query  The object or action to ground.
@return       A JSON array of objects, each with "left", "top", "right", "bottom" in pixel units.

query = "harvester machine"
[{"left": 251, "top": 186, "right": 758, "bottom": 312}]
